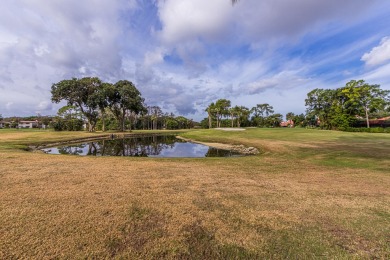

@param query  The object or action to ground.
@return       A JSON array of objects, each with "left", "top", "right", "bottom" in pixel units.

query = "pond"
[{"left": 41, "top": 135, "right": 243, "bottom": 158}]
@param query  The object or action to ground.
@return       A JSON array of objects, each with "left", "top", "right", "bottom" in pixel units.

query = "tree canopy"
[
  {"left": 51, "top": 77, "right": 102, "bottom": 131},
  {"left": 51, "top": 77, "right": 145, "bottom": 132},
  {"left": 107, "top": 80, "right": 145, "bottom": 132},
  {"left": 204, "top": 100, "right": 282, "bottom": 128},
  {"left": 305, "top": 80, "right": 390, "bottom": 129}
]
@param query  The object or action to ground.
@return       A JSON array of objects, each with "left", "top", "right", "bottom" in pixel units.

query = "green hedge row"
[{"left": 51, "top": 119, "right": 84, "bottom": 131}]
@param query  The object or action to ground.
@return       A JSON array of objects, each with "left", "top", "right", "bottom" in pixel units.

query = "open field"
[{"left": 0, "top": 128, "right": 389, "bottom": 259}]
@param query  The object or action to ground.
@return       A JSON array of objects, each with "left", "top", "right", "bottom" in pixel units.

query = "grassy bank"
[{"left": 0, "top": 128, "right": 389, "bottom": 259}]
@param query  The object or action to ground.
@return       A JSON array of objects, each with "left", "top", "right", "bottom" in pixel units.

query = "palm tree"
[
  {"left": 205, "top": 102, "right": 215, "bottom": 129},
  {"left": 215, "top": 99, "right": 231, "bottom": 128},
  {"left": 229, "top": 107, "right": 237, "bottom": 127},
  {"left": 235, "top": 106, "right": 250, "bottom": 127}
]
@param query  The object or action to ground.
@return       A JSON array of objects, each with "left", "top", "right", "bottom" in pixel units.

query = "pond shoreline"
[
  {"left": 175, "top": 136, "right": 260, "bottom": 155},
  {"left": 30, "top": 133, "right": 172, "bottom": 150},
  {"left": 30, "top": 133, "right": 259, "bottom": 156}
]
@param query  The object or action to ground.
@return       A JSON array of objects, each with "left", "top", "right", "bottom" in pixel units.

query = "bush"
[
  {"left": 66, "top": 119, "right": 83, "bottom": 131},
  {"left": 51, "top": 120, "right": 65, "bottom": 131},
  {"left": 51, "top": 118, "right": 84, "bottom": 131},
  {"left": 166, "top": 119, "right": 179, "bottom": 130}
]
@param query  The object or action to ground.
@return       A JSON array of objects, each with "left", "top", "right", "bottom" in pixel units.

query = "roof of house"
[
  {"left": 19, "top": 120, "right": 38, "bottom": 123},
  {"left": 280, "top": 120, "right": 294, "bottom": 127}
]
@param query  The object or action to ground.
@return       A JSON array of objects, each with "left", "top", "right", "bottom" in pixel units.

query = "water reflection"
[{"left": 42, "top": 135, "right": 241, "bottom": 158}]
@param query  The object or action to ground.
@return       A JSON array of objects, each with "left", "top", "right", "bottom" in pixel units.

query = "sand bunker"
[{"left": 214, "top": 128, "right": 246, "bottom": 131}]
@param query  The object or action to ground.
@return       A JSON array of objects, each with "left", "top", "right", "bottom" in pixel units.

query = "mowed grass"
[{"left": 0, "top": 128, "right": 389, "bottom": 259}]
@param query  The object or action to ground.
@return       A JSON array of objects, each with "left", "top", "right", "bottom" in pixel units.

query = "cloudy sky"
[{"left": 1, "top": 0, "right": 390, "bottom": 120}]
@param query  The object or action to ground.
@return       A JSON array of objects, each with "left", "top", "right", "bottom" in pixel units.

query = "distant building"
[
  {"left": 18, "top": 120, "right": 39, "bottom": 129},
  {"left": 378, "top": 116, "right": 390, "bottom": 121},
  {"left": 280, "top": 120, "right": 294, "bottom": 127},
  {"left": 367, "top": 116, "right": 390, "bottom": 127},
  {"left": 0, "top": 121, "right": 6, "bottom": 128}
]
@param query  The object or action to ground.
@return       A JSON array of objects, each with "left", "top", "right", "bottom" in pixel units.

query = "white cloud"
[
  {"left": 157, "top": 0, "right": 375, "bottom": 49},
  {"left": 360, "top": 62, "right": 390, "bottom": 89},
  {"left": 134, "top": 64, "right": 203, "bottom": 115},
  {"left": 0, "top": 0, "right": 138, "bottom": 116},
  {"left": 6, "top": 102, "right": 13, "bottom": 110},
  {"left": 246, "top": 71, "right": 309, "bottom": 95},
  {"left": 157, "top": 0, "right": 232, "bottom": 44},
  {"left": 361, "top": 37, "right": 390, "bottom": 66},
  {"left": 233, "top": 0, "right": 372, "bottom": 42},
  {"left": 144, "top": 48, "right": 167, "bottom": 67},
  {"left": 36, "top": 101, "right": 52, "bottom": 111}
]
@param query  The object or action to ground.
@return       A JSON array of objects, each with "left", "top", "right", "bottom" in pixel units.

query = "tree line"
[
  {"left": 2, "top": 78, "right": 389, "bottom": 131},
  {"left": 203, "top": 99, "right": 288, "bottom": 128},
  {"left": 51, "top": 77, "right": 194, "bottom": 131},
  {"left": 203, "top": 80, "right": 390, "bottom": 130},
  {"left": 305, "top": 80, "right": 390, "bottom": 129}
]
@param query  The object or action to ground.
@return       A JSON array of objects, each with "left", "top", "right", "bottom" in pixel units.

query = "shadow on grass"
[
  {"left": 106, "top": 203, "right": 259, "bottom": 259},
  {"left": 179, "top": 221, "right": 259, "bottom": 260},
  {"left": 106, "top": 203, "right": 167, "bottom": 257}
]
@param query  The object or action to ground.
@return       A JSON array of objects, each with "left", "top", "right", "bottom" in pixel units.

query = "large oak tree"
[{"left": 51, "top": 77, "right": 102, "bottom": 132}]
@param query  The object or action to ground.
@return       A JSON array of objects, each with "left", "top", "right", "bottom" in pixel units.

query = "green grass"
[{"left": 182, "top": 128, "right": 390, "bottom": 170}]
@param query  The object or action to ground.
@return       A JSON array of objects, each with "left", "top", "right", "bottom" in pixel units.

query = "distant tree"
[
  {"left": 214, "top": 99, "right": 231, "bottom": 128},
  {"left": 42, "top": 117, "right": 52, "bottom": 128},
  {"left": 94, "top": 82, "right": 113, "bottom": 132},
  {"left": 341, "top": 80, "right": 390, "bottom": 128},
  {"left": 205, "top": 102, "right": 216, "bottom": 128},
  {"left": 52, "top": 106, "right": 84, "bottom": 131},
  {"left": 267, "top": 113, "right": 283, "bottom": 127},
  {"left": 51, "top": 77, "right": 102, "bottom": 131},
  {"left": 205, "top": 100, "right": 231, "bottom": 128},
  {"left": 150, "top": 106, "right": 163, "bottom": 130},
  {"left": 54, "top": 106, "right": 83, "bottom": 131},
  {"left": 305, "top": 88, "right": 335, "bottom": 129},
  {"left": 259, "top": 103, "right": 274, "bottom": 117},
  {"left": 176, "top": 116, "right": 191, "bottom": 129},
  {"left": 306, "top": 80, "right": 390, "bottom": 129},
  {"left": 229, "top": 107, "right": 236, "bottom": 127},
  {"left": 286, "top": 112, "right": 295, "bottom": 121},
  {"left": 292, "top": 113, "right": 306, "bottom": 127},
  {"left": 231, "top": 106, "right": 250, "bottom": 127},
  {"left": 108, "top": 80, "right": 145, "bottom": 132},
  {"left": 200, "top": 118, "right": 210, "bottom": 129},
  {"left": 251, "top": 103, "right": 274, "bottom": 127},
  {"left": 166, "top": 118, "right": 179, "bottom": 130}
]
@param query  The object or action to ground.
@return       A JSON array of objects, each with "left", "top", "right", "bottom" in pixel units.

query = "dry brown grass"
[{"left": 0, "top": 129, "right": 389, "bottom": 258}]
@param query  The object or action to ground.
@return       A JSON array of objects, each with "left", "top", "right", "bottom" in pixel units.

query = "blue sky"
[{"left": 1, "top": 0, "right": 390, "bottom": 121}]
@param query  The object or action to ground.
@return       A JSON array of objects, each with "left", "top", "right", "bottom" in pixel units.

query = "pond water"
[{"left": 41, "top": 135, "right": 242, "bottom": 158}]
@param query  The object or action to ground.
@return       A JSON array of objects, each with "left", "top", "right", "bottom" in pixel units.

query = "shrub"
[
  {"left": 51, "top": 118, "right": 84, "bottom": 131},
  {"left": 166, "top": 119, "right": 179, "bottom": 130}
]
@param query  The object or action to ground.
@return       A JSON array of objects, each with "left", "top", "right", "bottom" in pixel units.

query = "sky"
[{"left": 1, "top": 0, "right": 390, "bottom": 121}]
